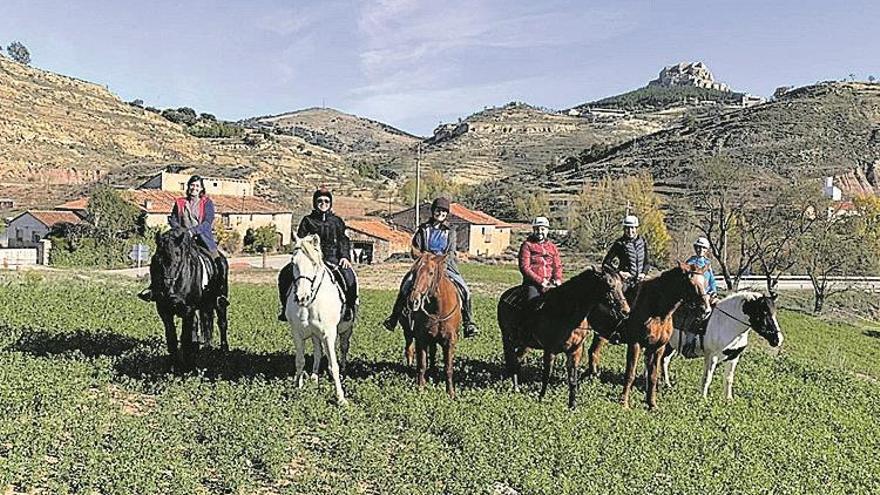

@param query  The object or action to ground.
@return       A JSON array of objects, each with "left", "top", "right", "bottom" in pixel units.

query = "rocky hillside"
[
  {"left": 394, "top": 102, "right": 670, "bottom": 184},
  {"left": 0, "top": 58, "right": 388, "bottom": 211},
  {"left": 548, "top": 82, "right": 880, "bottom": 197}
]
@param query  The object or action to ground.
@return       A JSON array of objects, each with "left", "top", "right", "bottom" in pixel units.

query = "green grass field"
[{"left": 0, "top": 273, "right": 878, "bottom": 494}]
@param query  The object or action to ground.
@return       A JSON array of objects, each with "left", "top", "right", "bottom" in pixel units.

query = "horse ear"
[
  {"left": 769, "top": 292, "right": 779, "bottom": 302},
  {"left": 677, "top": 260, "right": 688, "bottom": 271},
  {"left": 307, "top": 233, "right": 321, "bottom": 246}
]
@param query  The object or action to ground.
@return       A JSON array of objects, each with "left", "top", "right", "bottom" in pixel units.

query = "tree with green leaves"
[
  {"left": 6, "top": 41, "right": 30, "bottom": 65},
  {"left": 86, "top": 185, "right": 143, "bottom": 242},
  {"left": 567, "top": 173, "right": 671, "bottom": 263},
  {"left": 250, "top": 225, "right": 279, "bottom": 253}
]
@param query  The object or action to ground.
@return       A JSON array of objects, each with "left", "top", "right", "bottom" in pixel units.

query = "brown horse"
[
  {"left": 401, "top": 252, "right": 462, "bottom": 398},
  {"left": 497, "top": 267, "right": 629, "bottom": 409},
  {"left": 619, "top": 262, "right": 711, "bottom": 410}
]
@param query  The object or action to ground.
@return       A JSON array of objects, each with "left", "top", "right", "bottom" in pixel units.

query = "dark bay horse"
[
  {"left": 150, "top": 228, "right": 229, "bottom": 368},
  {"left": 497, "top": 267, "right": 629, "bottom": 409},
  {"left": 618, "top": 262, "right": 710, "bottom": 409},
  {"left": 401, "top": 252, "right": 462, "bottom": 398}
]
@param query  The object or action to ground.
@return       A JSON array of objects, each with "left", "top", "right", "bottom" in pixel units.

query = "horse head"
[
  {"left": 154, "top": 227, "right": 194, "bottom": 298},
  {"left": 678, "top": 261, "right": 712, "bottom": 319},
  {"left": 409, "top": 252, "right": 444, "bottom": 313},
  {"left": 597, "top": 265, "right": 630, "bottom": 319},
  {"left": 290, "top": 234, "right": 325, "bottom": 306},
  {"left": 743, "top": 294, "right": 784, "bottom": 347}
]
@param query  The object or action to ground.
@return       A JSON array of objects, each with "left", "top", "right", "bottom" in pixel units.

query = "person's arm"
[
  {"left": 641, "top": 239, "right": 650, "bottom": 275},
  {"left": 551, "top": 243, "right": 563, "bottom": 283},
  {"left": 168, "top": 202, "right": 181, "bottom": 230},
  {"left": 706, "top": 266, "right": 718, "bottom": 294},
  {"left": 410, "top": 228, "right": 423, "bottom": 258},
  {"left": 296, "top": 217, "right": 309, "bottom": 238},
  {"left": 336, "top": 217, "right": 351, "bottom": 262},
  {"left": 518, "top": 242, "right": 542, "bottom": 285},
  {"left": 446, "top": 227, "right": 457, "bottom": 260}
]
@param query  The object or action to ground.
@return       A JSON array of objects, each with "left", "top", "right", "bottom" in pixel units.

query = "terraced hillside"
[
  {"left": 0, "top": 58, "right": 384, "bottom": 211},
  {"left": 549, "top": 82, "right": 880, "bottom": 197}
]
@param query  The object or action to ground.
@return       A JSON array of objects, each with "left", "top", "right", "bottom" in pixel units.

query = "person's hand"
[
  {"left": 553, "top": 279, "right": 562, "bottom": 287},
  {"left": 339, "top": 258, "right": 352, "bottom": 269},
  {"left": 541, "top": 279, "right": 552, "bottom": 289},
  {"left": 637, "top": 273, "right": 646, "bottom": 280},
  {"left": 619, "top": 271, "right": 632, "bottom": 279}
]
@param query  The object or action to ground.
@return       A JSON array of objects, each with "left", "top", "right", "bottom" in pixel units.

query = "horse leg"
[
  {"left": 502, "top": 333, "right": 521, "bottom": 391},
  {"left": 645, "top": 346, "right": 666, "bottom": 410},
  {"left": 323, "top": 333, "right": 348, "bottom": 406},
  {"left": 216, "top": 301, "right": 229, "bottom": 352},
  {"left": 620, "top": 342, "right": 641, "bottom": 409},
  {"left": 567, "top": 345, "right": 583, "bottom": 410},
  {"left": 662, "top": 344, "right": 676, "bottom": 388},
  {"left": 338, "top": 327, "right": 352, "bottom": 377},
  {"left": 587, "top": 333, "right": 607, "bottom": 378},
  {"left": 201, "top": 307, "right": 214, "bottom": 349},
  {"left": 293, "top": 329, "right": 306, "bottom": 389},
  {"left": 416, "top": 339, "right": 428, "bottom": 389},
  {"left": 722, "top": 357, "right": 740, "bottom": 400},
  {"left": 310, "top": 335, "right": 322, "bottom": 382},
  {"left": 404, "top": 324, "right": 415, "bottom": 367},
  {"left": 443, "top": 340, "right": 456, "bottom": 399},
  {"left": 181, "top": 310, "right": 197, "bottom": 370},
  {"left": 158, "top": 305, "right": 178, "bottom": 358},
  {"left": 701, "top": 355, "right": 720, "bottom": 398},
  {"left": 539, "top": 351, "right": 554, "bottom": 401}
]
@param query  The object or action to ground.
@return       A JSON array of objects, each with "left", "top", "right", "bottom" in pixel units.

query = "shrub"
[{"left": 6, "top": 41, "right": 30, "bottom": 65}]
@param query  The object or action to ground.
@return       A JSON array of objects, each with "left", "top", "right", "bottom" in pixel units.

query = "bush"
[
  {"left": 245, "top": 225, "right": 279, "bottom": 253},
  {"left": 6, "top": 41, "right": 30, "bottom": 65}
]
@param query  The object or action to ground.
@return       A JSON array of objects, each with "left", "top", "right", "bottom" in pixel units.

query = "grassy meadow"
[{"left": 0, "top": 268, "right": 878, "bottom": 494}]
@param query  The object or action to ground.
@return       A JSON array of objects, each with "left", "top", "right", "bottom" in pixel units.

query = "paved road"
[{"left": 735, "top": 275, "right": 880, "bottom": 292}]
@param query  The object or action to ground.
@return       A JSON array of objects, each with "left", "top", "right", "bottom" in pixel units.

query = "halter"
[
  {"left": 408, "top": 256, "right": 458, "bottom": 324},
  {"left": 291, "top": 249, "right": 328, "bottom": 307}
]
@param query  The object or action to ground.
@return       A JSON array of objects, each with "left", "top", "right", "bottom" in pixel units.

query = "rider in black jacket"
[
  {"left": 602, "top": 214, "right": 649, "bottom": 298},
  {"left": 278, "top": 187, "right": 358, "bottom": 321}
]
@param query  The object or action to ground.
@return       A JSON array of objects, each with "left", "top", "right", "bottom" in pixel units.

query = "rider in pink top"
[{"left": 518, "top": 216, "right": 563, "bottom": 301}]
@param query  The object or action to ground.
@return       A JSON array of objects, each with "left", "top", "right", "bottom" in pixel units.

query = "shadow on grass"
[{"left": 864, "top": 330, "right": 880, "bottom": 339}]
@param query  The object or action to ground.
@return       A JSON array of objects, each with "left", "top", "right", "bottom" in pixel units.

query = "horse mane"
[
  {"left": 720, "top": 291, "right": 763, "bottom": 304},
  {"left": 540, "top": 268, "right": 601, "bottom": 311},
  {"left": 295, "top": 236, "right": 324, "bottom": 265}
]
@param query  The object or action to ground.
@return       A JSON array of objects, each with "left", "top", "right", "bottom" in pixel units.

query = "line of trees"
[{"left": 690, "top": 156, "right": 877, "bottom": 312}]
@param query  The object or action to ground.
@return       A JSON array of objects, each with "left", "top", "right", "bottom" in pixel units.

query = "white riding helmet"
[
  {"left": 694, "top": 237, "right": 711, "bottom": 249},
  {"left": 622, "top": 215, "right": 640, "bottom": 228},
  {"left": 532, "top": 216, "right": 550, "bottom": 228}
]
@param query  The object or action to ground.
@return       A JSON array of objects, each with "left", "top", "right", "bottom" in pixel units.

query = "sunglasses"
[{"left": 316, "top": 198, "right": 331, "bottom": 204}]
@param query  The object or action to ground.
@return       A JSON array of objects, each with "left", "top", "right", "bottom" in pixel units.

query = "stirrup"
[
  {"left": 464, "top": 323, "right": 479, "bottom": 338},
  {"left": 217, "top": 295, "right": 230, "bottom": 308}
]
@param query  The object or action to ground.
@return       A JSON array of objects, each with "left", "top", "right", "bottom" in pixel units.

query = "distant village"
[{"left": 0, "top": 167, "right": 513, "bottom": 267}]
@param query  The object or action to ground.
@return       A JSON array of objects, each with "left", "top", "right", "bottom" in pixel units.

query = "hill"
[
  {"left": 548, "top": 82, "right": 880, "bottom": 197},
  {"left": 0, "top": 58, "right": 388, "bottom": 212}
]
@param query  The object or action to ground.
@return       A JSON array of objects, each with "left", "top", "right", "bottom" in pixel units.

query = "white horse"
[
  {"left": 284, "top": 234, "right": 356, "bottom": 406},
  {"left": 662, "top": 291, "right": 783, "bottom": 399}
]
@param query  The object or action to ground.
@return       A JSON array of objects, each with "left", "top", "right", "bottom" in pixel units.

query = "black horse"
[{"left": 150, "top": 228, "right": 229, "bottom": 368}]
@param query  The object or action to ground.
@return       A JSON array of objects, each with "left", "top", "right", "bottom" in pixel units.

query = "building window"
[
  {"left": 16, "top": 228, "right": 23, "bottom": 241},
  {"left": 32, "top": 232, "right": 41, "bottom": 243},
  {"left": 483, "top": 226, "right": 492, "bottom": 243}
]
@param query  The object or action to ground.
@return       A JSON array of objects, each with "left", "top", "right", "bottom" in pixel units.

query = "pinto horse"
[
  {"left": 619, "top": 262, "right": 711, "bottom": 410},
  {"left": 497, "top": 267, "right": 629, "bottom": 409},
  {"left": 151, "top": 228, "right": 229, "bottom": 369},
  {"left": 663, "top": 291, "right": 783, "bottom": 399},
  {"left": 401, "top": 252, "right": 462, "bottom": 398}
]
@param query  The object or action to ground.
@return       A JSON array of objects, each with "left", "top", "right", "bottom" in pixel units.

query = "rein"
[
  {"left": 409, "top": 259, "right": 459, "bottom": 325},
  {"left": 713, "top": 305, "right": 752, "bottom": 327},
  {"left": 292, "top": 255, "right": 328, "bottom": 307}
]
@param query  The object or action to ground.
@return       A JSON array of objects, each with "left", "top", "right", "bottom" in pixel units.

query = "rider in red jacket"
[{"left": 518, "top": 216, "right": 563, "bottom": 300}]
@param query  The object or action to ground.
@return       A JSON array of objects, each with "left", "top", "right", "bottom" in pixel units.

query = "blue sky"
[{"left": 2, "top": 0, "right": 878, "bottom": 135}]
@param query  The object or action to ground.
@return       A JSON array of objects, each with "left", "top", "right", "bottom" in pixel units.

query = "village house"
[
  {"left": 388, "top": 202, "right": 511, "bottom": 257},
  {"left": 138, "top": 170, "right": 253, "bottom": 197},
  {"left": 5, "top": 210, "right": 83, "bottom": 248},
  {"left": 346, "top": 218, "right": 412, "bottom": 264},
  {"left": 57, "top": 189, "right": 294, "bottom": 246}
]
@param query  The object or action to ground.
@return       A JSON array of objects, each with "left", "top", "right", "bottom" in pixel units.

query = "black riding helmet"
[
  {"left": 312, "top": 186, "right": 333, "bottom": 209},
  {"left": 431, "top": 196, "right": 450, "bottom": 212}
]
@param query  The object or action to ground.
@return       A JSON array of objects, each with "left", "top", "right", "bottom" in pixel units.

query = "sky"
[{"left": 2, "top": 0, "right": 879, "bottom": 136}]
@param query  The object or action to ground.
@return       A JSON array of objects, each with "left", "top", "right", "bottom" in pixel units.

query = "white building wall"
[{"left": 6, "top": 214, "right": 49, "bottom": 248}]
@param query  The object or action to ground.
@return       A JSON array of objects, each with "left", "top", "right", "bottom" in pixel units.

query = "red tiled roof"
[
  {"left": 347, "top": 218, "right": 412, "bottom": 245},
  {"left": 58, "top": 190, "right": 292, "bottom": 215},
  {"left": 449, "top": 203, "right": 512, "bottom": 228},
  {"left": 23, "top": 210, "right": 83, "bottom": 227}
]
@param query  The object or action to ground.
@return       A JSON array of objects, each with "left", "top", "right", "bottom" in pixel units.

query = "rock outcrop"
[{"left": 648, "top": 62, "right": 730, "bottom": 92}]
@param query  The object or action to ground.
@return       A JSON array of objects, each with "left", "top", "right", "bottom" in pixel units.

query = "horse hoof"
[{"left": 310, "top": 373, "right": 319, "bottom": 383}]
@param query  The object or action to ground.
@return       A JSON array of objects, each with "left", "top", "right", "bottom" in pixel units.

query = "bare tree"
[
  {"left": 743, "top": 181, "right": 823, "bottom": 297},
  {"left": 690, "top": 156, "right": 758, "bottom": 290},
  {"left": 796, "top": 205, "right": 862, "bottom": 313}
]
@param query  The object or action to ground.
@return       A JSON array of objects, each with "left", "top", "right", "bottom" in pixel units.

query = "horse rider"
[
  {"left": 682, "top": 236, "right": 719, "bottom": 357},
  {"left": 138, "top": 175, "right": 229, "bottom": 306},
  {"left": 602, "top": 214, "right": 649, "bottom": 296},
  {"left": 382, "top": 196, "right": 480, "bottom": 338},
  {"left": 278, "top": 186, "right": 358, "bottom": 322},
  {"left": 518, "top": 216, "right": 563, "bottom": 301}
]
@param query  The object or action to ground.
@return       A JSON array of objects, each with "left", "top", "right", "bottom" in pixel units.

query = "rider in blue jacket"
[{"left": 682, "top": 236, "right": 718, "bottom": 357}]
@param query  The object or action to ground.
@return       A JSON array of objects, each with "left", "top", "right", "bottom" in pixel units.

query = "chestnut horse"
[
  {"left": 402, "top": 252, "right": 462, "bottom": 398},
  {"left": 497, "top": 267, "right": 629, "bottom": 409},
  {"left": 619, "top": 262, "right": 711, "bottom": 409}
]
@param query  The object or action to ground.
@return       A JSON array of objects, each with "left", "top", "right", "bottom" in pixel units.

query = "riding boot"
[
  {"left": 461, "top": 292, "right": 479, "bottom": 338},
  {"left": 214, "top": 255, "right": 230, "bottom": 308},
  {"left": 277, "top": 263, "right": 294, "bottom": 322},
  {"left": 342, "top": 271, "right": 358, "bottom": 322},
  {"left": 383, "top": 290, "right": 406, "bottom": 331},
  {"left": 682, "top": 332, "right": 699, "bottom": 358}
]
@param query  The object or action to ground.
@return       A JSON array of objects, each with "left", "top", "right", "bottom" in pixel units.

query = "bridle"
[
  {"left": 408, "top": 257, "right": 459, "bottom": 324},
  {"left": 291, "top": 249, "right": 328, "bottom": 307}
]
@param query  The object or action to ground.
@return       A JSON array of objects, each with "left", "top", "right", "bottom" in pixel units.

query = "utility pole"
[{"left": 414, "top": 142, "right": 421, "bottom": 230}]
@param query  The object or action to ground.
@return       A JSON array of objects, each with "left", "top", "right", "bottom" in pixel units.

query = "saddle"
[{"left": 499, "top": 285, "right": 544, "bottom": 315}]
